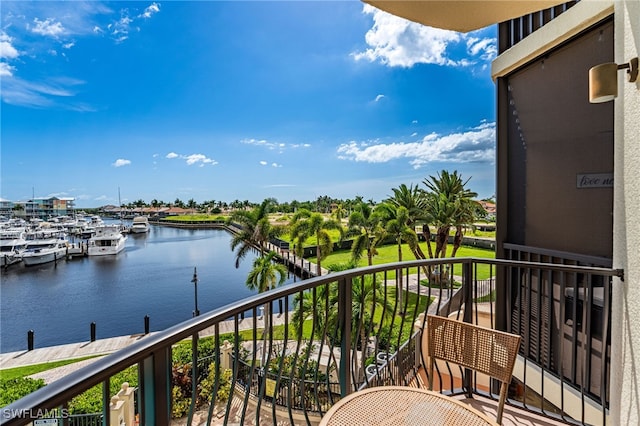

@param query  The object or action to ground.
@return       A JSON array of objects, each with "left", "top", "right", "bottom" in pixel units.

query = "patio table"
[{"left": 319, "top": 386, "right": 498, "bottom": 426}]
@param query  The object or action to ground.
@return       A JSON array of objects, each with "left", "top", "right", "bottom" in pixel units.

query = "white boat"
[
  {"left": 0, "top": 228, "right": 27, "bottom": 267},
  {"left": 22, "top": 229, "right": 69, "bottom": 266},
  {"left": 88, "top": 225, "right": 127, "bottom": 256},
  {"left": 130, "top": 216, "right": 150, "bottom": 234}
]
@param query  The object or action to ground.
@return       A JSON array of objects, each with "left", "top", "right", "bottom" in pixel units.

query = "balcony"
[{"left": 1, "top": 256, "right": 621, "bottom": 425}]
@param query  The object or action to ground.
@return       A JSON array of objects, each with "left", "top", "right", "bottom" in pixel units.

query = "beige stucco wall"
[{"left": 611, "top": 0, "right": 640, "bottom": 424}]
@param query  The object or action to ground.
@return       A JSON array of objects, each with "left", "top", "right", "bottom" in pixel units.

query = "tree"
[
  {"left": 345, "top": 202, "right": 385, "bottom": 266},
  {"left": 331, "top": 203, "right": 347, "bottom": 223},
  {"left": 289, "top": 209, "right": 343, "bottom": 276},
  {"left": 228, "top": 198, "right": 283, "bottom": 268},
  {"left": 246, "top": 251, "right": 288, "bottom": 365},
  {"left": 376, "top": 203, "right": 419, "bottom": 313},
  {"left": 423, "top": 170, "right": 478, "bottom": 259},
  {"left": 350, "top": 274, "right": 394, "bottom": 378},
  {"left": 386, "top": 183, "right": 433, "bottom": 260},
  {"left": 292, "top": 270, "right": 392, "bottom": 380}
]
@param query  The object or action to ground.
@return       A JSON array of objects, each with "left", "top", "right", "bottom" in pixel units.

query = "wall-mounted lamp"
[{"left": 589, "top": 57, "right": 638, "bottom": 103}]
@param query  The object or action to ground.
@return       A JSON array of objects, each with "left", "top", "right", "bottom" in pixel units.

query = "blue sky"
[{"left": 1, "top": 1, "right": 497, "bottom": 208}]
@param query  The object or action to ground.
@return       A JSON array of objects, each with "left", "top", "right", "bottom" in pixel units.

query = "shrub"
[{"left": 0, "top": 377, "right": 46, "bottom": 407}]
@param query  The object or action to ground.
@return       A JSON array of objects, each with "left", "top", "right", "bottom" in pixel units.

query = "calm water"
[{"left": 0, "top": 224, "right": 296, "bottom": 353}]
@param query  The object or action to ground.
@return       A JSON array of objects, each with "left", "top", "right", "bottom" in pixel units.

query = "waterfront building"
[
  {"left": 10, "top": 197, "right": 77, "bottom": 220},
  {"left": 0, "top": 198, "right": 15, "bottom": 218}
]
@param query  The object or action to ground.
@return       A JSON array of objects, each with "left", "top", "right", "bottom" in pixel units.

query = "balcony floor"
[{"left": 458, "top": 394, "right": 572, "bottom": 426}]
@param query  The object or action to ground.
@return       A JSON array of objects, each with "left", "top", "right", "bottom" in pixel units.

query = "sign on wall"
[{"left": 577, "top": 173, "right": 614, "bottom": 188}]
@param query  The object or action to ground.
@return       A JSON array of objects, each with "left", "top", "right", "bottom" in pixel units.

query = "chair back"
[{"left": 426, "top": 314, "right": 521, "bottom": 424}]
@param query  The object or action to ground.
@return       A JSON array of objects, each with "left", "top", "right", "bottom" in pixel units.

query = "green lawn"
[
  {"left": 312, "top": 242, "right": 496, "bottom": 280},
  {"left": 0, "top": 356, "right": 101, "bottom": 381}
]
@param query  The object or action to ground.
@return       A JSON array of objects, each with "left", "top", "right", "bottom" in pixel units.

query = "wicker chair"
[{"left": 426, "top": 315, "right": 522, "bottom": 424}]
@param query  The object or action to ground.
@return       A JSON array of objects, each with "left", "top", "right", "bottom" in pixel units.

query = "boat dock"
[{"left": 0, "top": 315, "right": 288, "bottom": 371}]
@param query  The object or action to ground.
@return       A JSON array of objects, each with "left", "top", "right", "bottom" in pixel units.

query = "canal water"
[{"left": 0, "top": 224, "right": 297, "bottom": 353}]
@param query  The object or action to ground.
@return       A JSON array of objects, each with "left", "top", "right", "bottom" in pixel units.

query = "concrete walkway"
[{"left": 0, "top": 315, "right": 287, "bottom": 371}]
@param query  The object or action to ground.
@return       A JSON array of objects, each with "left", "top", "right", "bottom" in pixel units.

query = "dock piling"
[{"left": 27, "top": 330, "right": 34, "bottom": 351}]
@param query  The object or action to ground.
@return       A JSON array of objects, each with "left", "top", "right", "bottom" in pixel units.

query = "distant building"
[
  {"left": 0, "top": 198, "right": 15, "bottom": 218},
  {"left": 5, "top": 197, "right": 76, "bottom": 220},
  {"left": 478, "top": 200, "right": 496, "bottom": 219}
]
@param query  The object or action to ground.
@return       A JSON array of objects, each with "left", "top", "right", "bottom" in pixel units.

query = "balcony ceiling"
[{"left": 363, "top": 1, "right": 568, "bottom": 33}]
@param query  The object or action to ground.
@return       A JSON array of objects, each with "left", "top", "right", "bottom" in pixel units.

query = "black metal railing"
[
  {"left": 1, "top": 257, "right": 622, "bottom": 426},
  {"left": 499, "top": 1, "right": 579, "bottom": 52}
]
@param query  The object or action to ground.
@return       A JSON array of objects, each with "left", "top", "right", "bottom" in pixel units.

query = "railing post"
[
  {"left": 186, "top": 333, "right": 199, "bottom": 426},
  {"left": 140, "top": 348, "right": 171, "bottom": 425},
  {"left": 462, "top": 261, "right": 473, "bottom": 398},
  {"left": 338, "top": 276, "right": 352, "bottom": 397}
]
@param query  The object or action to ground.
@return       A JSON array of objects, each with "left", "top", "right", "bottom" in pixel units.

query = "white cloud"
[
  {"left": 166, "top": 152, "right": 218, "bottom": 166},
  {"left": 140, "top": 3, "right": 160, "bottom": 19},
  {"left": 260, "top": 161, "right": 268, "bottom": 166},
  {"left": 353, "top": 5, "right": 495, "bottom": 68},
  {"left": 0, "top": 32, "right": 19, "bottom": 59},
  {"left": 272, "top": 163, "right": 282, "bottom": 168},
  {"left": 466, "top": 36, "right": 497, "bottom": 61},
  {"left": 185, "top": 154, "right": 217, "bottom": 166},
  {"left": 112, "top": 158, "right": 131, "bottom": 167},
  {"left": 241, "top": 138, "right": 311, "bottom": 151},
  {"left": 0, "top": 76, "right": 92, "bottom": 109},
  {"left": 0, "top": 2, "right": 161, "bottom": 110},
  {"left": 30, "top": 18, "right": 66, "bottom": 37},
  {"left": 337, "top": 122, "right": 496, "bottom": 168},
  {"left": 0, "top": 62, "right": 15, "bottom": 77},
  {"left": 375, "top": 94, "right": 385, "bottom": 102}
]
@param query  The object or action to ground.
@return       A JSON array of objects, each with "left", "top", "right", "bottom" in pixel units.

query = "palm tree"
[
  {"left": 376, "top": 203, "right": 419, "bottom": 313},
  {"left": 331, "top": 203, "right": 347, "bottom": 224},
  {"left": 292, "top": 271, "right": 393, "bottom": 379},
  {"left": 345, "top": 202, "right": 385, "bottom": 266},
  {"left": 289, "top": 209, "right": 343, "bottom": 276},
  {"left": 228, "top": 198, "right": 283, "bottom": 268},
  {"left": 246, "top": 251, "right": 288, "bottom": 365},
  {"left": 386, "top": 183, "right": 433, "bottom": 260},
  {"left": 423, "top": 170, "right": 478, "bottom": 258},
  {"left": 350, "top": 274, "right": 395, "bottom": 379}
]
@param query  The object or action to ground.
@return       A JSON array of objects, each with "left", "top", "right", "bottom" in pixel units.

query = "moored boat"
[
  {"left": 0, "top": 228, "right": 27, "bottom": 267},
  {"left": 22, "top": 229, "right": 69, "bottom": 266},
  {"left": 130, "top": 216, "right": 150, "bottom": 234},
  {"left": 88, "top": 225, "right": 127, "bottom": 256}
]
